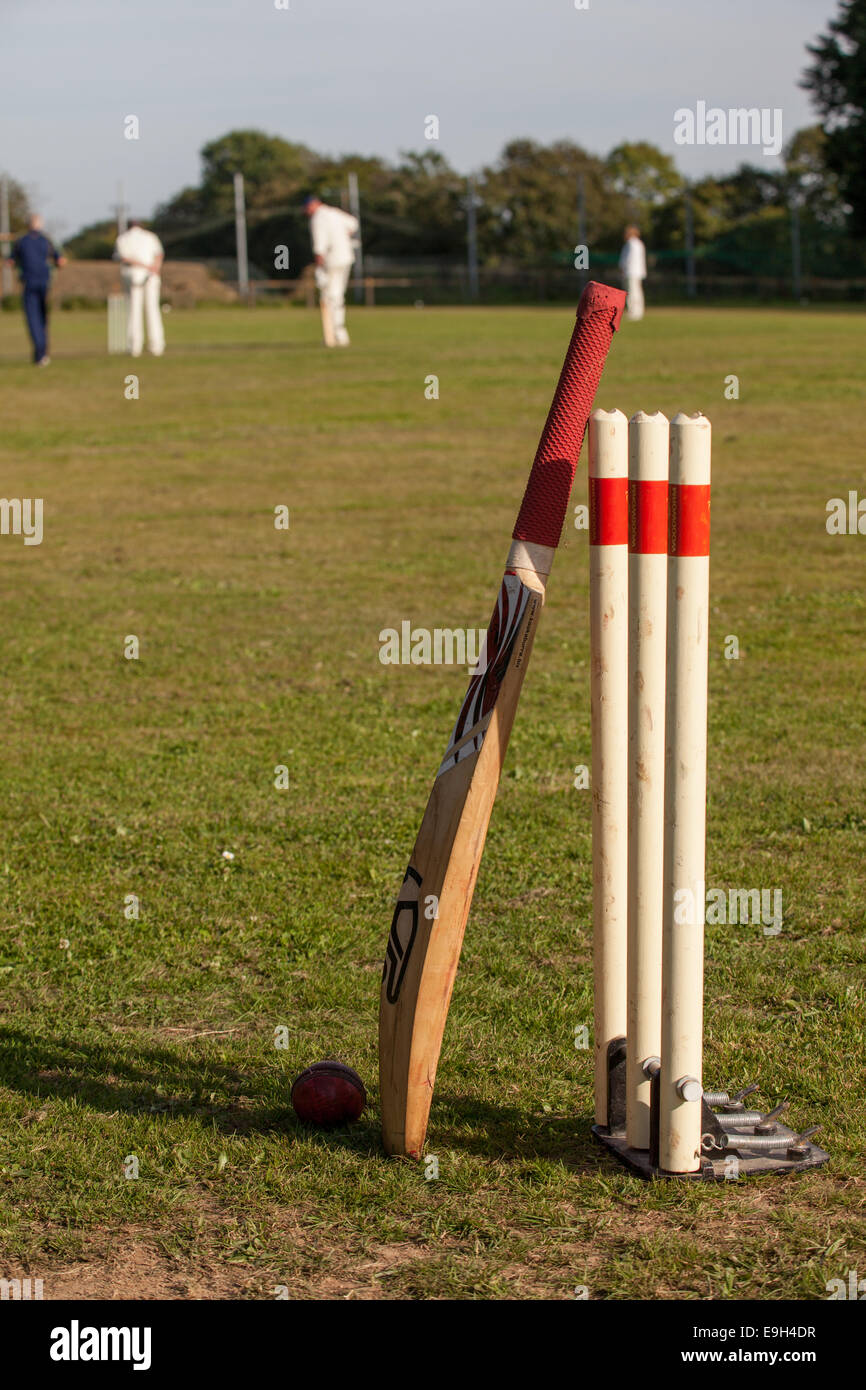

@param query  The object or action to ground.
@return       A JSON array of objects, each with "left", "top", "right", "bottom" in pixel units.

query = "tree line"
[
  {"left": 5, "top": 0, "right": 866, "bottom": 284},
  {"left": 54, "top": 123, "right": 853, "bottom": 282}
]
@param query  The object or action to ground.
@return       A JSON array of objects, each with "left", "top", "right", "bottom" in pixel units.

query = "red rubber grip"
[{"left": 512, "top": 281, "right": 626, "bottom": 549}]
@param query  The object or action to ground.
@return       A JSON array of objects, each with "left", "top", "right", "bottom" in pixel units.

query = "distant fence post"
[
  {"left": 577, "top": 171, "right": 587, "bottom": 290},
  {"left": 116, "top": 180, "right": 128, "bottom": 236},
  {"left": 684, "top": 186, "right": 697, "bottom": 299},
  {"left": 466, "top": 177, "right": 480, "bottom": 302},
  {"left": 0, "top": 177, "right": 11, "bottom": 301},
  {"left": 790, "top": 192, "right": 802, "bottom": 301},
  {"left": 348, "top": 171, "right": 363, "bottom": 304},
  {"left": 233, "top": 171, "right": 249, "bottom": 301}
]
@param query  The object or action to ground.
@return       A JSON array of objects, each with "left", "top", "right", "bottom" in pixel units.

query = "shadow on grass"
[
  {"left": 0, "top": 1025, "right": 382, "bottom": 1150},
  {"left": 0, "top": 1028, "right": 611, "bottom": 1169},
  {"left": 392, "top": 1090, "right": 610, "bottom": 1174}
]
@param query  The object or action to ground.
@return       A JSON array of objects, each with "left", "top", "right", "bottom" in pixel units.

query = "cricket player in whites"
[
  {"left": 304, "top": 195, "right": 359, "bottom": 347},
  {"left": 619, "top": 225, "right": 647, "bottom": 321},
  {"left": 112, "top": 220, "right": 165, "bottom": 357}
]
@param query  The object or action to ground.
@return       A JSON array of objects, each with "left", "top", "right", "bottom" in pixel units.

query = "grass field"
[{"left": 0, "top": 301, "right": 863, "bottom": 1301}]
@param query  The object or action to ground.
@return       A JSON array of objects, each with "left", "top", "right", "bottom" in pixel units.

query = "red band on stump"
[
  {"left": 669, "top": 483, "right": 711, "bottom": 557},
  {"left": 628, "top": 479, "right": 668, "bottom": 554},
  {"left": 589, "top": 475, "right": 629, "bottom": 545}
]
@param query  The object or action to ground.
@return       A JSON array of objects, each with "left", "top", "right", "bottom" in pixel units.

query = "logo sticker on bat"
[
  {"left": 382, "top": 865, "right": 422, "bottom": 1004},
  {"left": 437, "top": 572, "right": 534, "bottom": 777}
]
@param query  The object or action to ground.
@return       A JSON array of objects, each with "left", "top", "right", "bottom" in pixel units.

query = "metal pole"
[
  {"left": 577, "top": 171, "right": 587, "bottom": 288},
  {"left": 577, "top": 172, "right": 587, "bottom": 245},
  {"left": 348, "top": 171, "right": 363, "bottom": 305},
  {"left": 684, "top": 187, "right": 696, "bottom": 300},
  {"left": 466, "top": 177, "right": 479, "bottom": 302},
  {"left": 790, "top": 193, "right": 802, "bottom": 301},
  {"left": 116, "top": 180, "right": 128, "bottom": 235},
  {"left": 233, "top": 171, "right": 249, "bottom": 300},
  {"left": 0, "top": 176, "right": 11, "bottom": 299}
]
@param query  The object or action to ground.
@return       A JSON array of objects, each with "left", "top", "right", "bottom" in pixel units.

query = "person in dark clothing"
[{"left": 8, "top": 214, "right": 66, "bottom": 365}]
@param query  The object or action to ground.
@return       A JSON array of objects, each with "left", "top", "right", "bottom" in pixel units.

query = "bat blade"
[
  {"left": 379, "top": 571, "right": 543, "bottom": 1156},
  {"left": 320, "top": 296, "right": 336, "bottom": 347},
  {"left": 379, "top": 281, "right": 627, "bottom": 1157}
]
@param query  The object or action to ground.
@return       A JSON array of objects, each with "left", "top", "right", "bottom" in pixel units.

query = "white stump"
[
  {"left": 626, "top": 411, "right": 669, "bottom": 1150},
  {"left": 659, "top": 412, "right": 711, "bottom": 1173},
  {"left": 589, "top": 409, "right": 629, "bottom": 1127}
]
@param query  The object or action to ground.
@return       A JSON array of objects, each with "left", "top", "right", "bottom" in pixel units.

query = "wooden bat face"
[{"left": 379, "top": 566, "right": 544, "bottom": 1156}]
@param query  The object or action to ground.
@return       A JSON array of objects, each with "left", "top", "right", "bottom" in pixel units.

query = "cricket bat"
[
  {"left": 320, "top": 296, "right": 336, "bottom": 347},
  {"left": 379, "top": 280, "right": 627, "bottom": 1157}
]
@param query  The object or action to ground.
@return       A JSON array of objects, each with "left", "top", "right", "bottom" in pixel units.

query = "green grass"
[{"left": 0, "top": 302, "right": 863, "bottom": 1300}]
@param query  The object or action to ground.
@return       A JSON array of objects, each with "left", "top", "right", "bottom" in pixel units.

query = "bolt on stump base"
[{"left": 592, "top": 1038, "right": 830, "bottom": 1181}]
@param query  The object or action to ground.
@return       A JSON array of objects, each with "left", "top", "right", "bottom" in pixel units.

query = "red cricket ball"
[{"left": 291, "top": 1061, "right": 367, "bottom": 1128}]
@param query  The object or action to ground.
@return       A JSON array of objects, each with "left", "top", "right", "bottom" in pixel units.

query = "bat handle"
[{"left": 512, "top": 281, "right": 626, "bottom": 551}]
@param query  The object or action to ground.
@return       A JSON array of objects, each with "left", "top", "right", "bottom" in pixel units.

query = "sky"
[{"left": 0, "top": 0, "right": 835, "bottom": 241}]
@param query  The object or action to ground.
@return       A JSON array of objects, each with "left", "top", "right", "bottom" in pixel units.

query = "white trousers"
[
  {"left": 126, "top": 276, "right": 165, "bottom": 356},
  {"left": 322, "top": 263, "right": 352, "bottom": 343},
  {"left": 625, "top": 276, "right": 645, "bottom": 321}
]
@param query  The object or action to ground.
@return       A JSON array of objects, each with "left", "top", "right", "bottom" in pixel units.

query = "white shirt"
[
  {"left": 619, "top": 236, "right": 647, "bottom": 280},
  {"left": 310, "top": 204, "right": 359, "bottom": 268},
  {"left": 114, "top": 227, "right": 164, "bottom": 286}
]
